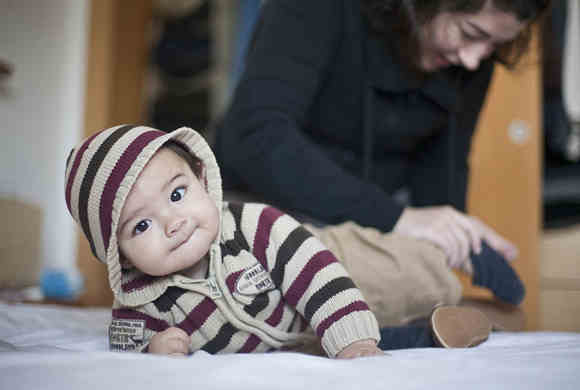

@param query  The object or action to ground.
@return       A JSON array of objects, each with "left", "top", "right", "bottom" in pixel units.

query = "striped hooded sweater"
[{"left": 65, "top": 125, "right": 380, "bottom": 357}]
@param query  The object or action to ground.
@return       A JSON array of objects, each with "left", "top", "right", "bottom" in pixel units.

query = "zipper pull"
[{"left": 207, "top": 277, "right": 222, "bottom": 299}]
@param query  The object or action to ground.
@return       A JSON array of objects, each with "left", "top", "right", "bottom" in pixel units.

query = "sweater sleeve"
[
  {"left": 216, "top": 0, "right": 405, "bottom": 231},
  {"left": 246, "top": 204, "right": 380, "bottom": 357}
]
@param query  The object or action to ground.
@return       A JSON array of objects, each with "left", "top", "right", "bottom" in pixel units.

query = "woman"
[{"left": 215, "top": 1, "right": 548, "bottom": 282}]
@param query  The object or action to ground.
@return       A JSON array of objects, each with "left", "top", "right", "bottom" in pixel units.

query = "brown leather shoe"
[
  {"left": 459, "top": 298, "right": 526, "bottom": 332},
  {"left": 430, "top": 306, "right": 492, "bottom": 348}
]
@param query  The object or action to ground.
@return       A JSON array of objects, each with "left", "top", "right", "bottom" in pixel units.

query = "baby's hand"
[
  {"left": 336, "top": 339, "right": 384, "bottom": 359},
  {"left": 149, "top": 327, "right": 190, "bottom": 356}
]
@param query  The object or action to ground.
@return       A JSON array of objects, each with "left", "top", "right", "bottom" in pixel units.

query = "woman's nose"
[{"left": 458, "top": 42, "right": 492, "bottom": 71}]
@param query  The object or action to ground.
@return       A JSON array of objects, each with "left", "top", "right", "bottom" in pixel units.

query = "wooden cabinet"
[{"left": 463, "top": 32, "right": 542, "bottom": 330}]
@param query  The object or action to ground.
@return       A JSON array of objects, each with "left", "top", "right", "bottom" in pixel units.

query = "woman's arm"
[{"left": 217, "top": 0, "right": 405, "bottom": 231}]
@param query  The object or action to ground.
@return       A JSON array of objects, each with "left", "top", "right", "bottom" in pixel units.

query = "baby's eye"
[
  {"left": 170, "top": 187, "right": 186, "bottom": 202},
  {"left": 133, "top": 219, "right": 151, "bottom": 235}
]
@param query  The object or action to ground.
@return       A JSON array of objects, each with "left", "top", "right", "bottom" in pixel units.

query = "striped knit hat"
[{"left": 64, "top": 125, "right": 222, "bottom": 305}]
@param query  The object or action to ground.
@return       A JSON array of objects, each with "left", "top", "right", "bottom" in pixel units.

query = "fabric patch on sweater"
[
  {"left": 109, "top": 319, "right": 145, "bottom": 351},
  {"left": 236, "top": 263, "right": 274, "bottom": 296}
]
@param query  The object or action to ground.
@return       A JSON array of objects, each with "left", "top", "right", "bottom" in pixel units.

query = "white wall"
[{"left": 0, "top": 0, "right": 88, "bottom": 282}]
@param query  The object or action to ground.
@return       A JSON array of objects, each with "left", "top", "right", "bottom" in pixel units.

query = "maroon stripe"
[
  {"left": 121, "top": 274, "right": 156, "bottom": 292},
  {"left": 238, "top": 334, "right": 261, "bottom": 353},
  {"left": 112, "top": 308, "right": 169, "bottom": 332},
  {"left": 315, "top": 301, "right": 371, "bottom": 338},
  {"left": 100, "top": 130, "right": 165, "bottom": 250},
  {"left": 225, "top": 270, "right": 244, "bottom": 293},
  {"left": 177, "top": 297, "right": 218, "bottom": 335},
  {"left": 265, "top": 300, "right": 285, "bottom": 327},
  {"left": 65, "top": 132, "right": 100, "bottom": 213},
  {"left": 253, "top": 207, "right": 284, "bottom": 269},
  {"left": 284, "top": 250, "right": 336, "bottom": 306}
]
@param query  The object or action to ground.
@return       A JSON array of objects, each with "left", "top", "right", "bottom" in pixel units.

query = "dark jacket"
[{"left": 215, "top": 0, "right": 495, "bottom": 231}]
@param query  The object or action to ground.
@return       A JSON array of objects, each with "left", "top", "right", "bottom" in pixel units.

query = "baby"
[{"left": 65, "top": 125, "right": 383, "bottom": 358}]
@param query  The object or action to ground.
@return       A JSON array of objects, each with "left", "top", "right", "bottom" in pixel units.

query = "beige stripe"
[
  {"left": 310, "top": 288, "right": 365, "bottom": 330},
  {"left": 281, "top": 242, "right": 331, "bottom": 279},
  {"left": 240, "top": 203, "right": 268, "bottom": 253},
  {"left": 227, "top": 329, "right": 256, "bottom": 352},
  {"left": 190, "top": 307, "right": 226, "bottom": 347},
  {"left": 222, "top": 253, "right": 253, "bottom": 274},
  {"left": 221, "top": 209, "right": 236, "bottom": 241}
]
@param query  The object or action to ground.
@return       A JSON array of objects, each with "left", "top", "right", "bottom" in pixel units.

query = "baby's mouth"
[{"left": 171, "top": 225, "right": 197, "bottom": 251}]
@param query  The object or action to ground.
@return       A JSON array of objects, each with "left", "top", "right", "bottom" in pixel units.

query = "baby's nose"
[{"left": 166, "top": 219, "right": 186, "bottom": 236}]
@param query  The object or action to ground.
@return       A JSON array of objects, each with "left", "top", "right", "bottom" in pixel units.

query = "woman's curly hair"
[{"left": 361, "top": 0, "right": 551, "bottom": 72}]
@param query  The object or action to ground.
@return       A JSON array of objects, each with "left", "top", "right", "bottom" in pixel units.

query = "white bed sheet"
[{"left": 1, "top": 302, "right": 579, "bottom": 390}]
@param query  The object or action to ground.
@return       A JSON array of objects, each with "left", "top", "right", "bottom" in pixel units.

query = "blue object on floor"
[{"left": 40, "top": 268, "right": 84, "bottom": 300}]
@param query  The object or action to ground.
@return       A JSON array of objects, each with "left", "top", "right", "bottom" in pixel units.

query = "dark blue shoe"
[
  {"left": 377, "top": 325, "right": 434, "bottom": 351},
  {"left": 471, "top": 242, "right": 526, "bottom": 305}
]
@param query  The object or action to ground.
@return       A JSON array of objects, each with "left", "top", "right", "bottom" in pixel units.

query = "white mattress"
[{"left": 1, "top": 302, "right": 579, "bottom": 390}]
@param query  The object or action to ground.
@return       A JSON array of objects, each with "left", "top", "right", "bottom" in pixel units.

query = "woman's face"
[{"left": 419, "top": 1, "right": 527, "bottom": 72}]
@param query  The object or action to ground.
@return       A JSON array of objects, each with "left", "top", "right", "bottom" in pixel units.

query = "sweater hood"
[{"left": 65, "top": 125, "right": 223, "bottom": 306}]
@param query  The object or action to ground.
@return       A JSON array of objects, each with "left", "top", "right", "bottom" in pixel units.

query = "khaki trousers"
[{"left": 304, "top": 222, "right": 462, "bottom": 327}]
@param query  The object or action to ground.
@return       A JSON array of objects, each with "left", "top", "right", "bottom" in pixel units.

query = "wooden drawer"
[
  {"left": 540, "top": 224, "right": 580, "bottom": 331},
  {"left": 540, "top": 290, "right": 580, "bottom": 332},
  {"left": 541, "top": 225, "right": 580, "bottom": 280}
]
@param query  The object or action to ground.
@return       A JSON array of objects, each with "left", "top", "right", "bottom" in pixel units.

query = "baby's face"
[{"left": 117, "top": 148, "right": 219, "bottom": 276}]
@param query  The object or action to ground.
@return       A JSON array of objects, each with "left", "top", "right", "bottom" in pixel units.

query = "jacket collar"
[{"left": 364, "top": 31, "right": 463, "bottom": 113}]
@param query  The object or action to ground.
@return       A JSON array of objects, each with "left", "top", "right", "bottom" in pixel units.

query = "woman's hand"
[
  {"left": 336, "top": 339, "right": 384, "bottom": 359},
  {"left": 393, "top": 206, "right": 518, "bottom": 269},
  {"left": 149, "top": 327, "right": 190, "bottom": 356}
]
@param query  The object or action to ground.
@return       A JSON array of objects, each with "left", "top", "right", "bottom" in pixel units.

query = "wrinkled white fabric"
[{"left": 1, "top": 303, "right": 580, "bottom": 390}]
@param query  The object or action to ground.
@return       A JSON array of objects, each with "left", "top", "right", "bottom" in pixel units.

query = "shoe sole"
[
  {"left": 431, "top": 306, "right": 492, "bottom": 348},
  {"left": 459, "top": 298, "right": 526, "bottom": 332}
]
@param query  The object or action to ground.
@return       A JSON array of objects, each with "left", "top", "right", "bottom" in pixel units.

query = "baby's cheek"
[{"left": 120, "top": 237, "right": 148, "bottom": 270}]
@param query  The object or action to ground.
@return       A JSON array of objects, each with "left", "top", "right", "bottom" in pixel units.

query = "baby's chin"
[{"left": 178, "top": 254, "right": 210, "bottom": 279}]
